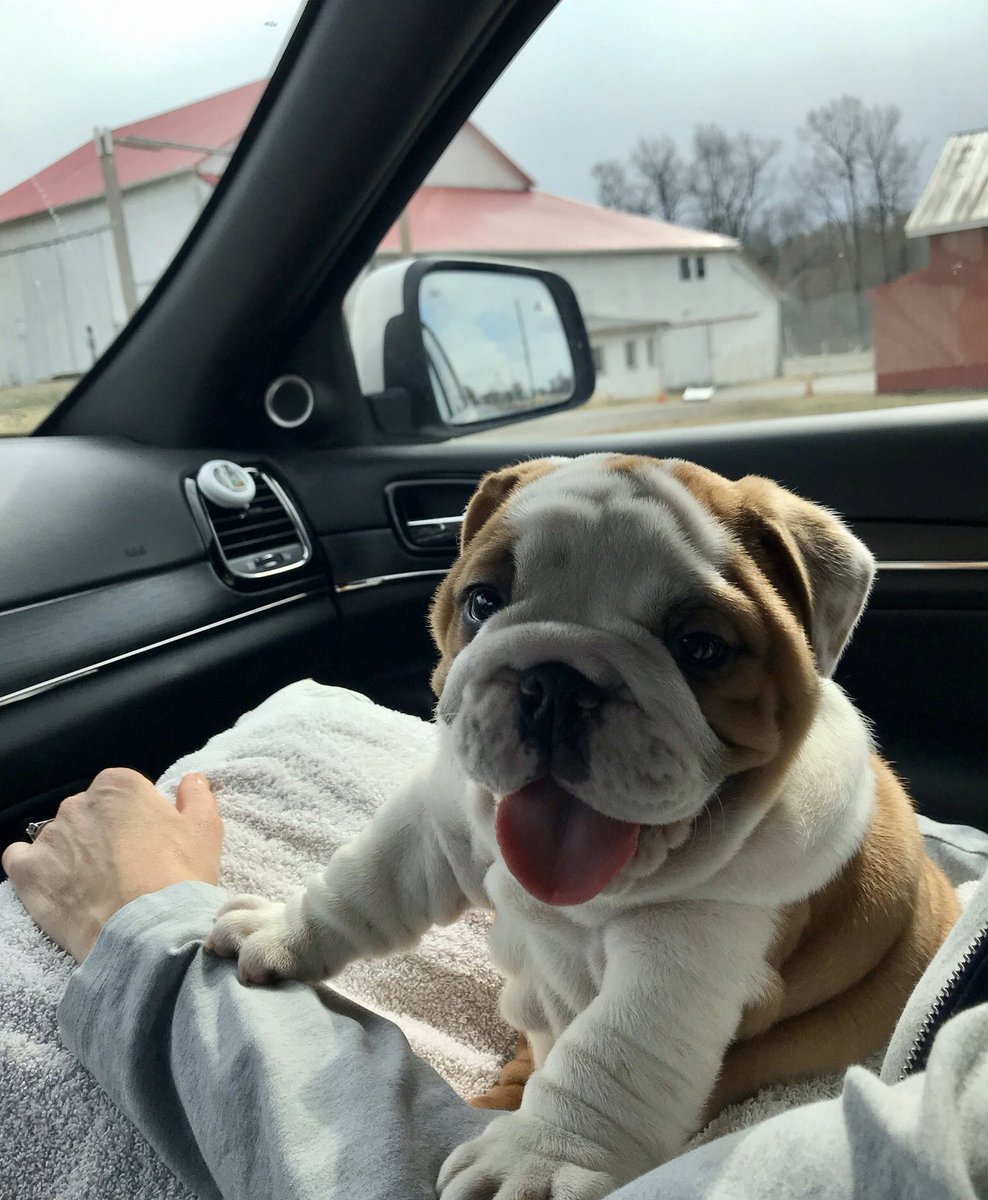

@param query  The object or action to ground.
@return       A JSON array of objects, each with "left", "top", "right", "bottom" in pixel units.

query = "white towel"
[{"left": 0, "top": 680, "right": 948, "bottom": 1194}]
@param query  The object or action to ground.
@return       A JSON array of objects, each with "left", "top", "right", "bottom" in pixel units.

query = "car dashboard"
[{"left": 0, "top": 439, "right": 339, "bottom": 840}]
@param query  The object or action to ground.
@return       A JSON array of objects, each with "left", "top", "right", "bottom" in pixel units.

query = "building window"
[
  {"left": 646, "top": 337, "right": 655, "bottom": 367},
  {"left": 679, "top": 256, "right": 691, "bottom": 281},
  {"left": 625, "top": 340, "right": 637, "bottom": 369},
  {"left": 696, "top": 255, "right": 706, "bottom": 279},
  {"left": 591, "top": 345, "right": 605, "bottom": 375}
]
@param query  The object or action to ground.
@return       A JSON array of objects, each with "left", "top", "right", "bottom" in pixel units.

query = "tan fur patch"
[
  {"left": 646, "top": 460, "right": 823, "bottom": 804},
  {"left": 709, "top": 756, "right": 961, "bottom": 1114},
  {"left": 428, "top": 459, "right": 559, "bottom": 695}
]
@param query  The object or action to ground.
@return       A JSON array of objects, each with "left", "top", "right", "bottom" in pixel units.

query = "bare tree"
[
  {"left": 631, "top": 136, "right": 687, "bottom": 222},
  {"left": 796, "top": 94, "right": 922, "bottom": 329},
  {"left": 755, "top": 200, "right": 826, "bottom": 294},
  {"left": 687, "top": 124, "right": 781, "bottom": 242},
  {"left": 591, "top": 160, "right": 651, "bottom": 214},
  {"left": 593, "top": 126, "right": 776, "bottom": 244},
  {"left": 797, "top": 96, "right": 869, "bottom": 308},
  {"left": 860, "top": 104, "right": 921, "bottom": 282}
]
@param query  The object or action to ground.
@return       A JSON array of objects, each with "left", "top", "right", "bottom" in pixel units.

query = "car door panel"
[{"left": 280, "top": 400, "right": 988, "bottom": 532}]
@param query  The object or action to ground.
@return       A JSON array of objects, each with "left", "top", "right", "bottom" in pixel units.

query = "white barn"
[
  {"left": 0, "top": 82, "right": 262, "bottom": 388},
  {"left": 0, "top": 82, "right": 781, "bottom": 396}
]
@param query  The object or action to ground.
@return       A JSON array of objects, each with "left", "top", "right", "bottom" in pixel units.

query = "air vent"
[{"left": 193, "top": 468, "right": 312, "bottom": 583}]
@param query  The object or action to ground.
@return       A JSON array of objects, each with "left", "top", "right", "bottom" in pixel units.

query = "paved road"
[
  {"left": 469, "top": 370, "right": 876, "bottom": 442},
  {"left": 715, "top": 370, "right": 874, "bottom": 402}
]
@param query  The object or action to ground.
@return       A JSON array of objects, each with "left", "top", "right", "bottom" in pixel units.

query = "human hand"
[{"left": 2, "top": 768, "right": 223, "bottom": 962}]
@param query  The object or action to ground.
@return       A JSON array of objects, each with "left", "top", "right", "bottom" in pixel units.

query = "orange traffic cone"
[
  {"left": 803, "top": 377, "right": 815, "bottom": 398},
  {"left": 657, "top": 391, "right": 668, "bottom": 403}
]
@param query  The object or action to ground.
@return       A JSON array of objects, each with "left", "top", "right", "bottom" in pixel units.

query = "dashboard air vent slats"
[{"left": 192, "top": 468, "right": 312, "bottom": 585}]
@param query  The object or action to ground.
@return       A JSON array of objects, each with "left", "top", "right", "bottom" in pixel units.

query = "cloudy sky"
[{"left": 2, "top": 0, "right": 985, "bottom": 208}]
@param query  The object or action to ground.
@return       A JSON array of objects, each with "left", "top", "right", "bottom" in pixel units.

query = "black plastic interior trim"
[
  {"left": 1, "top": 594, "right": 334, "bottom": 815},
  {"left": 277, "top": 401, "right": 988, "bottom": 533},
  {"left": 1, "top": 438, "right": 207, "bottom": 609},
  {"left": 1, "top": 576, "right": 326, "bottom": 706}
]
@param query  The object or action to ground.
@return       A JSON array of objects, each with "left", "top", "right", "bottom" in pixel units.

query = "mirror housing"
[{"left": 349, "top": 257, "right": 595, "bottom": 439}]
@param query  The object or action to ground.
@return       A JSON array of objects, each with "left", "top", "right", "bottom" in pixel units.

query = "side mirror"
[{"left": 349, "top": 258, "right": 595, "bottom": 439}]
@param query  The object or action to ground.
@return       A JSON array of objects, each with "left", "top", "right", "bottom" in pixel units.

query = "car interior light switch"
[{"left": 196, "top": 460, "right": 256, "bottom": 509}]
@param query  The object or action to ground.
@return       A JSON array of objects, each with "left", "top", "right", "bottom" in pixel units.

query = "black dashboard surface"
[
  {"left": 0, "top": 436, "right": 336, "bottom": 670},
  {"left": 0, "top": 436, "right": 337, "bottom": 822},
  {"left": 1, "top": 438, "right": 209, "bottom": 610}
]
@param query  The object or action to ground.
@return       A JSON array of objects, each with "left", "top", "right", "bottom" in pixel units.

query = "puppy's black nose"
[{"left": 517, "top": 662, "right": 604, "bottom": 756}]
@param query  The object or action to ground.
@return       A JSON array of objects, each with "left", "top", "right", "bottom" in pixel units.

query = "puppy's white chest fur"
[
  {"left": 485, "top": 866, "right": 606, "bottom": 1059},
  {"left": 459, "top": 681, "right": 876, "bottom": 1072}
]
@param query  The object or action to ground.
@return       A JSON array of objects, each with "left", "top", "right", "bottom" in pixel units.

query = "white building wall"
[
  {"left": 592, "top": 330, "right": 663, "bottom": 401},
  {"left": 124, "top": 172, "right": 208, "bottom": 297},
  {"left": 424, "top": 125, "right": 527, "bottom": 190},
  {"left": 0, "top": 171, "right": 207, "bottom": 385},
  {"left": 0, "top": 199, "right": 115, "bottom": 384},
  {"left": 531, "top": 249, "right": 780, "bottom": 394}
]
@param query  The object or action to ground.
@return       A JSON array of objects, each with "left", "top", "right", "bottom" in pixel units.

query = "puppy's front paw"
[
  {"left": 206, "top": 893, "right": 323, "bottom": 986},
  {"left": 437, "top": 1114, "right": 616, "bottom": 1200}
]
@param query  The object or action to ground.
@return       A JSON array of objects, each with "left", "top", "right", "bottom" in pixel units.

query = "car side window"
[{"left": 350, "top": 0, "right": 986, "bottom": 442}]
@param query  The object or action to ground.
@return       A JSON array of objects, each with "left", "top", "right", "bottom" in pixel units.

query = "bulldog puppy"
[{"left": 209, "top": 454, "right": 960, "bottom": 1200}]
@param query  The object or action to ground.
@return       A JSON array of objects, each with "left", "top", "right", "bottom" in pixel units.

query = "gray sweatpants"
[{"left": 59, "top": 861, "right": 988, "bottom": 1199}]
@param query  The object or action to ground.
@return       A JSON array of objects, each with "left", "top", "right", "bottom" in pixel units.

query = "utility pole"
[
  {"left": 397, "top": 207, "right": 413, "bottom": 255},
  {"left": 514, "top": 298, "right": 535, "bottom": 396},
  {"left": 94, "top": 127, "right": 139, "bottom": 318}
]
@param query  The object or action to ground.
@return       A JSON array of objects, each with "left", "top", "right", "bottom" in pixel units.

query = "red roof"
[
  {"left": 0, "top": 79, "right": 734, "bottom": 258},
  {"left": 0, "top": 80, "right": 265, "bottom": 224},
  {"left": 378, "top": 187, "right": 736, "bottom": 255}
]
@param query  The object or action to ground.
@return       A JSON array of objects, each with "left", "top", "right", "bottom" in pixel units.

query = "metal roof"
[
  {"left": 0, "top": 78, "right": 735, "bottom": 257},
  {"left": 584, "top": 315, "right": 666, "bottom": 334},
  {"left": 377, "top": 188, "right": 737, "bottom": 256},
  {"left": 0, "top": 81, "right": 266, "bottom": 225},
  {"left": 905, "top": 129, "right": 988, "bottom": 238}
]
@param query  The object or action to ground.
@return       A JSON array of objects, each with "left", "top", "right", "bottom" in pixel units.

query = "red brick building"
[{"left": 872, "top": 130, "right": 988, "bottom": 393}]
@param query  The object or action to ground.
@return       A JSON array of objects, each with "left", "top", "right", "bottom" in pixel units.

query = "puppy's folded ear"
[
  {"left": 428, "top": 457, "right": 564, "bottom": 697},
  {"left": 736, "top": 477, "right": 875, "bottom": 678},
  {"left": 460, "top": 458, "right": 564, "bottom": 547}
]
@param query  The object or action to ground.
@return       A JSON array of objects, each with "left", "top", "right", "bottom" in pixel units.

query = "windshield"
[{"left": 0, "top": 0, "right": 301, "bottom": 436}]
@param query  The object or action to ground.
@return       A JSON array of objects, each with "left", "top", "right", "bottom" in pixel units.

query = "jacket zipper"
[{"left": 899, "top": 922, "right": 988, "bottom": 1080}]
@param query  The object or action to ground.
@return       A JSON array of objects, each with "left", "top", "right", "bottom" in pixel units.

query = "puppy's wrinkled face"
[{"left": 430, "top": 454, "right": 874, "bottom": 906}]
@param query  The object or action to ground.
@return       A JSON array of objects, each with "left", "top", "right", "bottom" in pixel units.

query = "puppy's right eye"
[
  {"left": 464, "top": 585, "right": 505, "bottom": 626},
  {"left": 673, "top": 631, "right": 731, "bottom": 673}
]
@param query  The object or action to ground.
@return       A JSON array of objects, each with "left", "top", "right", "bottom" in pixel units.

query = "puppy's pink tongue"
[{"left": 496, "top": 779, "right": 640, "bottom": 906}]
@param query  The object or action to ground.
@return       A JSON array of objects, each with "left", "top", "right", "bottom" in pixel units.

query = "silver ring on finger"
[{"left": 25, "top": 819, "right": 55, "bottom": 843}]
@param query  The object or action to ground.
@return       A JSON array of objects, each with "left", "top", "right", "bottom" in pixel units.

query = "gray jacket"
[{"left": 59, "top": 816, "right": 988, "bottom": 1199}]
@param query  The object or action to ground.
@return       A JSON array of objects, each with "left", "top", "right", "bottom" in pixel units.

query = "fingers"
[
  {"left": 175, "top": 772, "right": 219, "bottom": 820},
  {"left": 90, "top": 767, "right": 151, "bottom": 793},
  {"left": 2, "top": 816, "right": 60, "bottom": 880},
  {"left": 1, "top": 839, "right": 31, "bottom": 879},
  {"left": 56, "top": 791, "right": 86, "bottom": 821}
]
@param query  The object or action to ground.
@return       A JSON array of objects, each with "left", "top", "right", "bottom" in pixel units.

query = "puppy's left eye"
[
  {"left": 674, "top": 631, "right": 731, "bottom": 672},
  {"left": 464, "top": 585, "right": 505, "bottom": 626}
]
